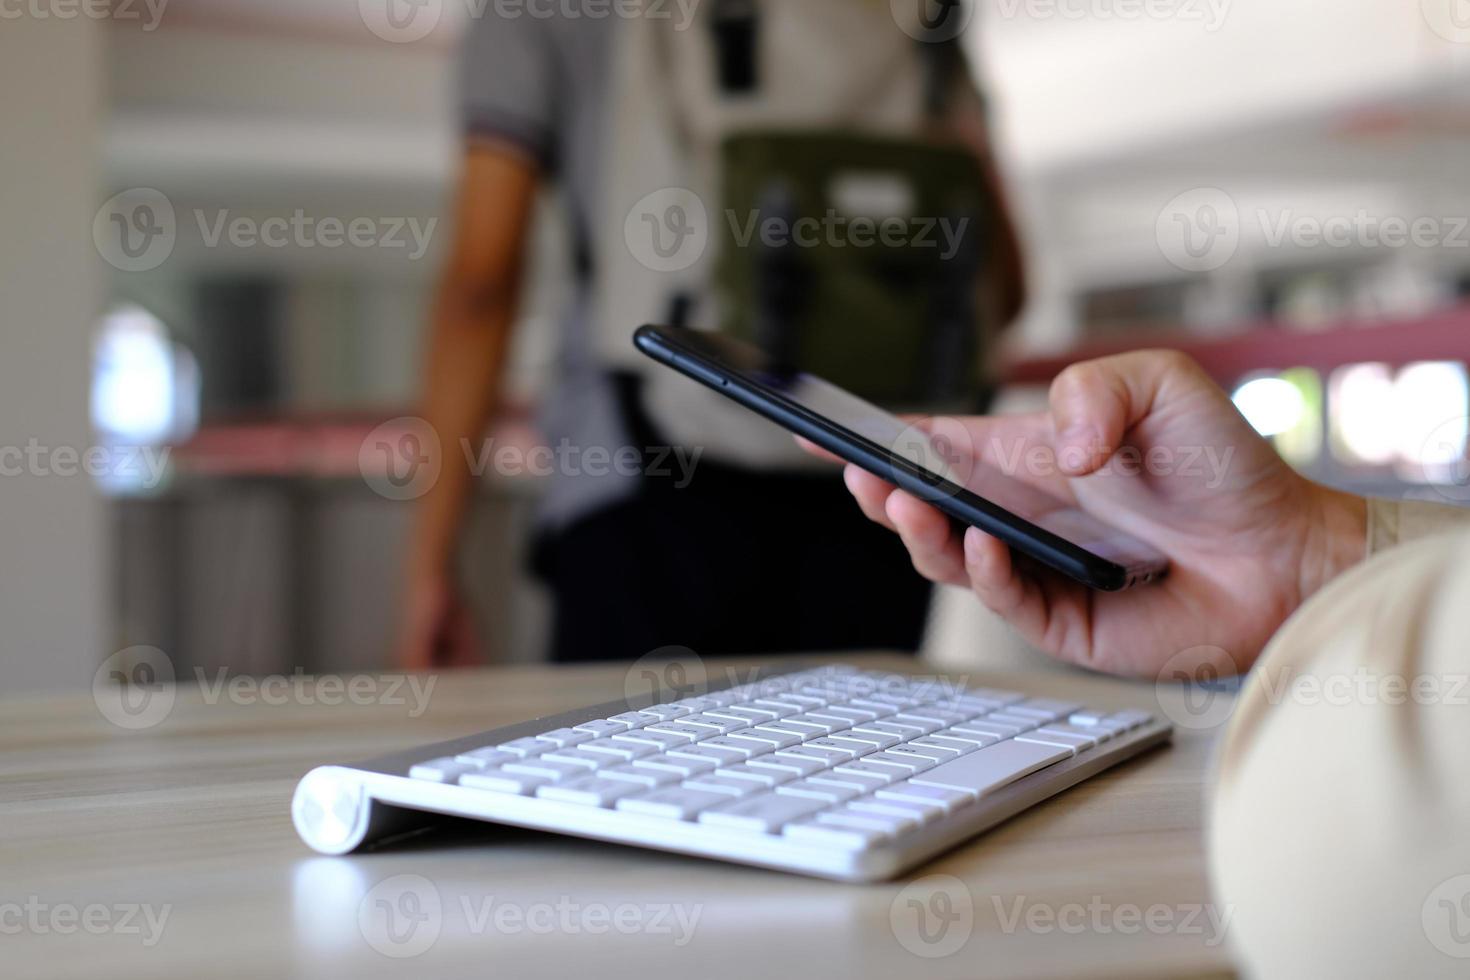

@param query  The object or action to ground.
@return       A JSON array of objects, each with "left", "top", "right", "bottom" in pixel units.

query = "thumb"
[{"left": 1047, "top": 350, "right": 1207, "bottom": 476}]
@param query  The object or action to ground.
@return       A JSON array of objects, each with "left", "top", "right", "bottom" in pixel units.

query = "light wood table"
[{"left": 1, "top": 654, "right": 1235, "bottom": 979}]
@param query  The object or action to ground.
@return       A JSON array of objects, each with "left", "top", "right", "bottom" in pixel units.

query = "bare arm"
[{"left": 397, "top": 142, "right": 540, "bottom": 670}]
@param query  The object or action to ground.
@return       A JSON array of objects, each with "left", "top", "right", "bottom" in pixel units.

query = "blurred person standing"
[{"left": 397, "top": 0, "right": 1025, "bottom": 667}]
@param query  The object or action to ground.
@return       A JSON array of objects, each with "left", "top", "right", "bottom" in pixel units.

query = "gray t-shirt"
[{"left": 461, "top": 12, "right": 639, "bottom": 531}]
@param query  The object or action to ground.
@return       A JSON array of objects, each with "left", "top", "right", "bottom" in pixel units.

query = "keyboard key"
[
  {"left": 884, "top": 715, "right": 942, "bottom": 735},
  {"left": 409, "top": 757, "right": 474, "bottom": 782},
  {"left": 682, "top": 775, "right": 763, "bottom": 798},
  {"left": 775, "top": 745, "right": 850, "bottom": 766},
  {"left": 460, "top": 768, "right": 549, "bottom": 795},
  {"left": 618, "top": 787, "right": 732, "bottom": 820},
  {"left": 671, "top": 696, "right": 723, "bottom": 713},
  {"left": 850, "top": 720, "right": 919, "bottom": 741},
  {"left": 911, "top": 739, "right": 1071, "bottom": 797},
  {"left": 875, "top": 781, "right": 975, "bottom": 812},
  {"left": 744, "top": 699, "right": 800, "bottom": 718},
  {"left": 642, "top": 722, "right": 711, "bottom": 742},
  {"left": 815, "top": 705, "right": 882, "bottom": 723},
  {"left": 746, "top": 753, "right": 830, "bottom": 777},
  {"left": 776, "top": 778, "right": 861, "bottom": 803},
  {"left": 908, "top": 736, "right": 970, "bottom": 757},
  {"left": 632, "top": 755, "right": 717, "bottom": 779},
  {"left": 786, "top": 713, "right": 851, "bottom": 735},
  {"left": 757, "top": 719, "right": 827, "bottom": 739},
  {"left": 637, "top": 704, "right": 691, "bottom": 721},
  {"left": 540, "top": 748, "right": 613, "bottom": 770},
  {"left": 863, "top": 750, "right": 936, "bottom": 773},
  {"left": 893, "top": 707, "right": 971, "bottom": 727},
  {"left": 578, "top": 737, "right": 656, "bottom": 761},
  {"left": 735, "top": 727, "right": 802, "bottom": 749},
  {"left": 928, "top": 728, "right": 998, "bottom": 748},
  {"left": 1038, "top": 723, "right": 1107, "bottom": 745},
  {"left": 608, "top": 711, "right": 658, "bottom": 729},
  {"left": 950, "top": 719, "right": 1025, "bottom": 739},
  {"left": 504, "top": 758, "right": 591, "bottom": 782},
  {"left": 1008, "top": 698, "right": 1083, "bottom": 722},
  {"left": 848, "top": 795, "right": 946, "bottom": 825},
  {"left": 831, "top": 761, "right": 906, "bottom": 785},
  {"left": 453, "top": 748, "right": 515, "bottom": 768},
  {"left": 598, "top": 764, "right": 678, "bottom": 787},
  {"left": 611, "top": 730, "right": 690, "bottom": 751},
  {"left": 666, "top": 744, "right": 747, "bottom": 766},
  {"left": 984, "top": 712, "right": 1042, "bottom": 732},
  {"left": 573, "top": 719, "right": 630, "bottom": 738},
  {"left": 699, "top": 735, "right": 775, "bottom": 758},
  {"left": 537, "top": 777, "right": 642, "bottom": 807},
  {"left": 699, "top": 792, "right": 829, "bottom": 833},
  {"left": 706, "top": 706, "right": 780, "bottom": 724},
  {"left": 880, "top": 743, "right": 955, "bottom": 763},
  {"left": 804, "top": 737, "right": 871, "bottom": 759},
  {"left": 783, "top": 821, "right": 884, "bottom": 850},
  {"left": 535, "top": 727, "right": 594, "bottom": 747},
  {"left": 1015, "top": 732, "right": 1090, "bottom": 756},
  {"left": 808, "top": 769, "right": 888, "bottom": 793},
  {"left": 498, "top": 737, "right": 554, "bottom": 757},
  {"left": 834, "top": 728, "right": 901, "bottom": 750},
  {"left": 679, "top": 714, "right": 747, "bottom": 735},
  {"left": 719, "top": 763, "right": 795, "bottom": 786},
  {"left": 815, "top": 809, "right": 914, "bottom": 837},
  {"left": 1067, "top": 708, "right": 1108, "bottom": 726}
]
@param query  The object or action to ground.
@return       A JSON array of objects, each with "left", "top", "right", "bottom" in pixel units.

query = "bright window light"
[
  {"left": 1232, "top": 377, "right": 1306, "bottom": 437},
  {"left": 1329, "top": 363, "right": 1397, "bottom": 466},
  {"left": 1393, "top": 361, "right": 1468, "bottom": 479}
]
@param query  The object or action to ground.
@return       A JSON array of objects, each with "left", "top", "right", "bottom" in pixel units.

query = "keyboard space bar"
[{"left": 910, "top": 740, "right": 1072, "bottom": 798}]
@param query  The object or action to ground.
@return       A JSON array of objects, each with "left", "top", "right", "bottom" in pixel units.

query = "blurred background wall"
[{"left": 4, "top": 0, "right": 1470, "bottom": 690}]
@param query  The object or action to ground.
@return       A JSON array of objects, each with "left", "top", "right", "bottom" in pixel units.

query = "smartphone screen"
[{"left": 635, "top": 325, "right": 1169, "bottom": 590}]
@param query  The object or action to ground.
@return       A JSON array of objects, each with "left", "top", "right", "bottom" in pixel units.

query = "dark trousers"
[{"left": 531, "top": 377, "right": 933, "bottom": 663}]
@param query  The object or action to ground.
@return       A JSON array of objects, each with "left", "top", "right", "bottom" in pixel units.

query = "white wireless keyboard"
[{"left": 292, "top": 664, "right": 1170, "bottom": 881}]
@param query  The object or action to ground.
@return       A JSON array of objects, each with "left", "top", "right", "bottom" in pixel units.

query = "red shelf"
[{"left": 1001, "top": 304, "right": 1470, "bottom": 386}]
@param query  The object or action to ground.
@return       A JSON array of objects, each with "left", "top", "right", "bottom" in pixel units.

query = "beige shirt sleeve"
[
  {"left": 1366, "top": 495, "right": 1470, "bottom": 553},
  {"left": 1208, "top": 502, "right": 1470, "bottom": 978}
]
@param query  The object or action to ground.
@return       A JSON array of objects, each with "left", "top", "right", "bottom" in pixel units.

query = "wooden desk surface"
[{"left": 1, "top": 655, "right": 1235, "bottom": 980}]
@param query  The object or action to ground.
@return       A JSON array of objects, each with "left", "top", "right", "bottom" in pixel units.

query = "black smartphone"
[{"left": 634, "top": 324, "right": 1169, "bottom": 592}]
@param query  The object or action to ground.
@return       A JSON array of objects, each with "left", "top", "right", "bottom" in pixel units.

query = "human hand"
[{"left": 812, "top": 351, "right": 1366, "bottom": 677}]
